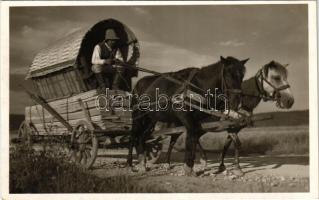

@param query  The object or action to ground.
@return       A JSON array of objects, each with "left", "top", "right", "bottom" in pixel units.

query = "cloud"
[
  {"left": 21, "top": 25, "right": 34, "bottom": 36},
  {"left": 10, "top": 67, "right": 29, "bottom": 75},
  {"left": 138, "top": 40, "right": 216, "bottom": 73},
  {"left": 251, "top": 31, "right": 259, "bottom": 37},
  {"left": 132, "top": 7, "right": 150, "bottom": 16},
  {"left": 62, "top": 26, "right": 83, "bottom": 38},
  {"left": 10, "top": 18, "right": 86, "bottom": 76},
  {"left": 219, "top": 39, "right": 245, "bottom": 47},
  {"left": 9, "top": 5, "right": 308, "bottom": 114}
]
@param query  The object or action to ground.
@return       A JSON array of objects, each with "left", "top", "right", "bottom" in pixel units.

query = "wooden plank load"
[{"left": 25, "top": 89, "right": 132, "bottom": 135}]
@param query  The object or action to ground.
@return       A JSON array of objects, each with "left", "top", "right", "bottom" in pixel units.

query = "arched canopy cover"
[{"left": 26, "top": 19, "right": 139, "bottom": 79}]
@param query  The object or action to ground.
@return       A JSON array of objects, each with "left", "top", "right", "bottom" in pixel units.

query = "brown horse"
[
  {"left": 164, "top": 60, "right": 294, "bottom": 175},
  {"left": 214, "top": 60, "right": 294, "bottom": 175},
  {"left": 127, "top": 56, "right": 248, "bottom": 175}
]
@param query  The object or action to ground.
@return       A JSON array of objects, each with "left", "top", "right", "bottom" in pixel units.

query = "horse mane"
[
  {"left": 200, "top": 56, "right": 246, "bottom": 77},
  {"left": 201, "top": 60, "right": 221, "bottom": 70},
  {"left": 263, "top": 60, "right": 288, "bottom": 77},
  {"left": 174, "top": 67, "right": 198, "bottom": 73}
]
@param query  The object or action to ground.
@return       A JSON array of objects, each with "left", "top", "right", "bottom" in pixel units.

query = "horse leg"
[
  {"left": 183, "top": 131, "right": 197, "bottom": 176},
  {"left": 213, "top": 135, "right": 232, "bottom": 174},
  {"left": 197, "top": 140, "right": 207, "bottom": 167},
  {"left": 134, "top": 131, "right": 147, "bottom": 172},
  {"left": 136, "top": 119, "right": 158, "bottom": 172},
  {"left": 143, "top": 120, "right": 157, "bottom": 168},
  {"left": 229, "top": 132, "right": 244, "bottom": 176},
  {"left": 165, "top": 134, "right": 180, "bottom": 167},
  {"left": 129, "top": 110, "right": 148, "bottom": 172},
  {"left": 176, "top": 114, "right": 201, "bottom": 176},
  {"left": 126, "top": 132, "right": 135, "bottom": 167},
  {"left": 127, "top": 115, "right": 139, "bottom": 168}
]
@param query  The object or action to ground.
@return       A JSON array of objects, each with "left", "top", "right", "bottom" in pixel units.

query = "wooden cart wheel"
[
  {"left": 69, "top": 120, "right": 98, "bottom": 169},
  {"left": 18, "top": 120, "right": 37, "bottom": 146},
  {"left": 145, "top": 138, "right": 163, "bottom": 164}
]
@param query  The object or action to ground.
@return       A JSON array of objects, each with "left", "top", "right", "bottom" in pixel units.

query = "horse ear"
[
  {"left": 283, "top": 64, "right": 289, "bottom": 68},
  {"left": 269, "top": 60, "right": 275, "bottom": 65},
  {"left": 220, "top": 56, "right": 226, "bottom": 62},
  {"left": 241, "top": 58, "right": 249, "bottom": 65}
]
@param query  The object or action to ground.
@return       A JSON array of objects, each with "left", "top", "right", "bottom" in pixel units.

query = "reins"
[
  {"left": 115, "top": 60, "right": 206, "bottom": 93},
  {"left": 115, "top": 61, "right": 243, "bottom": 119},
  {"left": 238, "top": 67, "right": 290, "bottom": 102}
]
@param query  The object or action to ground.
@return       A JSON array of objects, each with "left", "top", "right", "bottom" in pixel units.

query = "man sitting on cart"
[{"left": 91, "top": 29, "right": 134, "bottom": 92}]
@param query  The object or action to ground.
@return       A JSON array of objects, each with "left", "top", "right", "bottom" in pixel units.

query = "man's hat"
[{"left": 105, "top": 29, "right": 120, "bottom": 40}]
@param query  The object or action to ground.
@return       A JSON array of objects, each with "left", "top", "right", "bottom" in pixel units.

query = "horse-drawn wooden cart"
[
  {"left": 18, "top": 19, "right": 148, "bottom": 168},
  {"left": 18, "top": 19, "right": 268, "bottom": 169}
]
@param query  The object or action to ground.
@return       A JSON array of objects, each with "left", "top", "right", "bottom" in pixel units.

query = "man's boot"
[{"left": 95, "top": 73, "right": 106, "bottom": 93}]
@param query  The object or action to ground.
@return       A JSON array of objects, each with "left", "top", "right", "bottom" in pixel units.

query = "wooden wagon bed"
[{"left": 25, "top": 89, "right": 132, "bottom": 135}]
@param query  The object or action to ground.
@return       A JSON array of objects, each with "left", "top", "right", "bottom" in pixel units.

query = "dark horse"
[
  {"left": 164, "top": 60, "right": 294, "bottom": 176},
  {"left": 127, "top": 56, "right": 248, "bottom": 175}
]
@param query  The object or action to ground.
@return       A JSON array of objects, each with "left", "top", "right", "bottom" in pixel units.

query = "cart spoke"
[
  {"left": 75, "top": 151, "right": 82, "bottom": 163},
  {"left": 81, "top": 152, "right": 87, "bottom": 165},
  {"left": 85, "top": 145, "right": 93, "bottom": 151},
  {"left": 85, "top": 150, "right": 92, "bottom": 159},
  {"left": 70, "top": 151, "right": 77, "bottom": 162},
  {"left": 68, "top": 120, "right": 98, "bottom": 169}
]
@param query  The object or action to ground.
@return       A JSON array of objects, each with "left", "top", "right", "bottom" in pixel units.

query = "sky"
[{"left": 9, "top": 4, "right": 308, "bottom": 114}]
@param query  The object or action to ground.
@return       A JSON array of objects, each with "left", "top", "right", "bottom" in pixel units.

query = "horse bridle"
[
  {"left": 219, "top": 63, "right": 246, "bottom": 117},
  {"left": 255, "top": 68, "right": 290, "bottom": 102}
]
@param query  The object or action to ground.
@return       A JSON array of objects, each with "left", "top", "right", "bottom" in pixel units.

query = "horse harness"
[
  {"left": 138, "top": 64, "right": 247, "bottom": 122},
  {"left": 236, "top": 67, "right": 291, "bottom": 118},
  {"left": 254, "top": 68, "right": 290, "bottom": 102}
]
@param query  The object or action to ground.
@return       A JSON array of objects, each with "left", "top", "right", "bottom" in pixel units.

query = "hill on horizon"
[{"left": 253, "top": 110, "right": 308, "bottom": 127}]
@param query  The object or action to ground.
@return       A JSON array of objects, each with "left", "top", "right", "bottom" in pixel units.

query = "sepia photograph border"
[{"left": 1, "top": 1, "right": 318, "bottom": 199}]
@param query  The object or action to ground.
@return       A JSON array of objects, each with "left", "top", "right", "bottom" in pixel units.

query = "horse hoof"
[
  {"left": 199, "top": 158, "right": 207, "bottom": 167},
  {"left": 135, "top": 164, "right": 147, "bottom": 173},
  {"left": 163, "top": 163, "right": 171, "bottom": 171},
  {"left": 183, "top": 165, "right": 197, "bottom": 177},
  {"left": 232, "top": 168, "right": 244, "bottom": 177},
  {"left": 146, "top": 162, "right": 154, "bottom": 170},
  {"left": 213, "top": 164, "right": 226, "bottom": 174},
  {"left": 130, "top": 166, "right": 138, "bottom": 173}
]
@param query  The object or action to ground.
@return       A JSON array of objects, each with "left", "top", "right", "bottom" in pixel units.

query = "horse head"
[
  {"left": 259, "top": 60, "right": 294, "bottom": 109},
  {"left": 220, "top": 56, "right": 248, "bottom": 111}
]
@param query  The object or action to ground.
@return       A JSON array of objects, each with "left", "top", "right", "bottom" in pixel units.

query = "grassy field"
[
  {"left": 10, "top": 145, "right": 167, "bottom": 193},
  {"left": 173, "top": 125, "right": 309, "bottom": 155}
]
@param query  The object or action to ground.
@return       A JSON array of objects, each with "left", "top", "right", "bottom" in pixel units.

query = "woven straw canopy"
[{"left": 26, "top": 19, "right": 139, "bottom": 79}]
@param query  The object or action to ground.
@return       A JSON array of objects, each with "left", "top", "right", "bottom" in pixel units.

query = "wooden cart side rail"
[{"left": 23, "top": 86, "right": 73, "bottom": 132}]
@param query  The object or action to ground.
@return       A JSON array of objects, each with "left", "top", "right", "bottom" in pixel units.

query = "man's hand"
[
  {"left": 113, "top": 59, "right": 125, "bottom": 69},
  {"left": 103, "top": 59, "right": 114, "bottom": 65},
  {"left": 113, "top": 59, "right": 124, "bottom": 65}
]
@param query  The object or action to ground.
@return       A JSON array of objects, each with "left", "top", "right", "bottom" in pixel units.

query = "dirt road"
[
  {"left": 91, "top": 150, "right": 309, "bottom": 192},
  {"left": 10, "top": 131, "right": 309, "bottom": 192}
]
